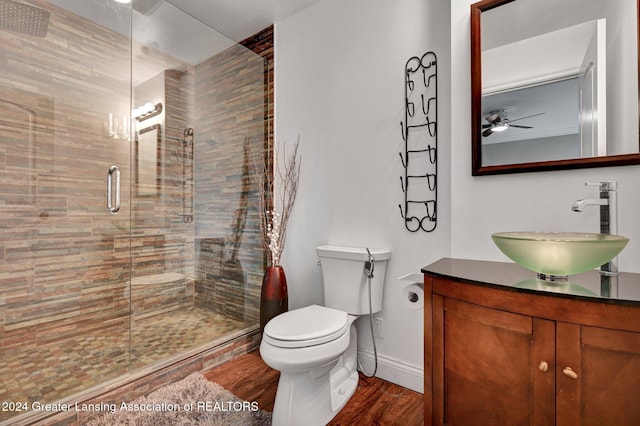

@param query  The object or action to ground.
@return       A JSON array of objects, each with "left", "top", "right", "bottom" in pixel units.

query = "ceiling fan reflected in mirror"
[{"left": 482, "top": 109, "right": 545, "bottom": 137}]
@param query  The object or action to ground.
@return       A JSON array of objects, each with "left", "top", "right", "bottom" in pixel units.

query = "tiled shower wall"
[
  {"left": 192, "top": 25, "right": 274, "bottom": 323},
  {"left": 0, "top": 0, "right": 271, "bottom": 353},
  {"left": 130, "top": 68, "right": 196, "bottom": 320}
]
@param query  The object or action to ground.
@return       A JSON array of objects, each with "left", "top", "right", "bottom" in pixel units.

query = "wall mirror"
[
  {"left": 471, "top": 0, "right": 640, "bottom": 175},
  {"left": 136, "top": 124, "right": 161, "bottom": 196}
]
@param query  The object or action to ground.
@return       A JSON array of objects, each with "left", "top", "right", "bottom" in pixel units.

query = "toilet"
[{"left": 260, "top": 245, "right": 391, "bottom": 426}]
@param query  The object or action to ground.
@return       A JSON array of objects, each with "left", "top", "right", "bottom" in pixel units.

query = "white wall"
[
  {"left": 275, "top": 0, "right": 451, "bottom": 392},
  {"left": 275, "top": 0, "right": 640, "bottom": 394},
  {"left": 451, "top": 0, "right": 640, "bottom": 273}
]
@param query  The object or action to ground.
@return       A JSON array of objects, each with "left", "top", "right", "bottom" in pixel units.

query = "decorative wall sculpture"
[{"left": 399, "top": 51, "right": 438, "bottom": 232}]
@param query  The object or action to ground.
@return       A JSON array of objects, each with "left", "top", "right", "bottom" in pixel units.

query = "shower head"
[{"left": 0, "top": 0, "right": 50, "bottom": 37}]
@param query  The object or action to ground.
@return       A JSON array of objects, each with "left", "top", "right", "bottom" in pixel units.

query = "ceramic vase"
[{"left": 260, "top": 265, "right": 288, "bottom": 334}]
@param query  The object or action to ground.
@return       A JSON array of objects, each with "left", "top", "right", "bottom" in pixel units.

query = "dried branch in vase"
[{"left": 255, "top": 138, "right": 301, "bottom": 268}]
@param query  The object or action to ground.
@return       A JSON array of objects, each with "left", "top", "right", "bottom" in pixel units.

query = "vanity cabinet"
[
  {"left": 434, "top": 296, "right": 555, "bottom": 425},
  {"left": 556, "top": 323, "right": 640, "bottom": 425},
  {"left": 423, "top": 258, "right": 640, "bottom": 426}
]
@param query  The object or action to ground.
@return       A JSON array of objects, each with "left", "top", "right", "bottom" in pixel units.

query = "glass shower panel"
[
  {"left": 129, "top": 1, "right": 266, "bottom": 370},
  {"left": 0, "top": 0, "right": 132, "bottom": 422},
  {"left": 0, "top": 0, "right": 267, "bottom": 423}
]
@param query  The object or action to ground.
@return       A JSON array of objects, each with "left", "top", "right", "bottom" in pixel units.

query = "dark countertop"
[{"left": 422, "top": 258, "right": 640, "bottom": 306}]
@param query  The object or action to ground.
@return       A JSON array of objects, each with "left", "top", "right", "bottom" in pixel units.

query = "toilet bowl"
[
  {"left": 260, "top": 305, "right": 359, "bottom": 426},
  {"left": 259, "top": 245, "right": 391, "bottom": 426}
]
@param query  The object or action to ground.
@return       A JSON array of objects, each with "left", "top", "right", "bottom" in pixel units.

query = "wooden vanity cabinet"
[
  {"left": 424, "top": 274, "right": 640, "bottom": 426},
  {"left": 556, "top": 323, "right": 640, "bottom": 425}
]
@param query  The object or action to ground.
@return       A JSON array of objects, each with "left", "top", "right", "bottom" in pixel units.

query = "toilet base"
[{"left": 271, "top": 327, "right": 359, "bottom": 426}]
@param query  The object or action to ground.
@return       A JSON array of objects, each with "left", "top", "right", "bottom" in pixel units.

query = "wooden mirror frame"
[{"left": 471, "top": 0, "right": 640, "bottom": 176}]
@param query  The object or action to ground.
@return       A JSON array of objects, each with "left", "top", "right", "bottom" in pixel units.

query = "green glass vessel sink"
[{"left": 492, "top": 232, "right": 629, "bottom": 280}]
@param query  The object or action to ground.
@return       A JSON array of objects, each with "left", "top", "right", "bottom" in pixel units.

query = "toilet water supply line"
[{"left": 358, "top": 248, "right": 378, "bottom": 378}]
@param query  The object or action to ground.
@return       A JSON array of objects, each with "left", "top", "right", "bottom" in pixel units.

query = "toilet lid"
[{"left": 264, "top": 305, "right": 349, "bottom": 348}]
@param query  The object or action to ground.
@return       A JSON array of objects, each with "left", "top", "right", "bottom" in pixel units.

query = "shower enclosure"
[{"left": 0, "top": 0, "right": 268, "bottom": 423}]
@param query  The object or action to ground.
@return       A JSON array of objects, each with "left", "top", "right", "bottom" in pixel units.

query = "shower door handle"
[{"left": 107, "top": 165, "right": 121, "bottom": 214}]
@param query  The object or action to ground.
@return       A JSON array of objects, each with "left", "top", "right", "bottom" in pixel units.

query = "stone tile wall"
[
  {"left": 192, "top": 25, "right": 274, "bottom": 324},
  {"left": 130, "top": 68, "right": 196, "bottom": 320}
]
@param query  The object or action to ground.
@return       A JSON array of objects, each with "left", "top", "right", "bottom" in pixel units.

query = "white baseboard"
[{"left": 356, "top": 348, "right": 424, "bottom": 394}]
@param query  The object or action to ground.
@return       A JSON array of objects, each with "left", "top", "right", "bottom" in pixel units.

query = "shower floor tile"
[
  {"left": 130, "top": 307, "right": 247, "bottom": 368},
  {"left": 0, "top": 307, "right": 249, "bottom": 423}
]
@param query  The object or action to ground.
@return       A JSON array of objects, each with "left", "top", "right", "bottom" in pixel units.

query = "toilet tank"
[{"left": 316, "top": 245, "right": 391, "bottom": 315}]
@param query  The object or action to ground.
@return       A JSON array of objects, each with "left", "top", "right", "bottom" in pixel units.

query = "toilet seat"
[{"left": 264, "top": 305, "right": 349, "bottom": 348}]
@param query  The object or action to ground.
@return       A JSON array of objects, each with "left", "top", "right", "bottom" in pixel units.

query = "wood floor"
[{"left": 204, "top": 350, "right": 424, "bottom": 425}]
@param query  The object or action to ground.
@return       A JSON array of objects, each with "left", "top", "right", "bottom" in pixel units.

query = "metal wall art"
[{"left": 398, "top": 51, "right": 438, "bottom": 232}]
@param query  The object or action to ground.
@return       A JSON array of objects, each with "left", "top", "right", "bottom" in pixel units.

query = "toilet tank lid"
[{"left": 316, "top": 245, "right": 391, "bottom": 261}]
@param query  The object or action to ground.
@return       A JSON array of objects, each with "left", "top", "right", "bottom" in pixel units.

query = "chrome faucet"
[
  {"left": 571, "top": 181, "right": 618, "bottom": 276},
  {"left": 570, "top": 198, "right": 608, "bottom": 212}
]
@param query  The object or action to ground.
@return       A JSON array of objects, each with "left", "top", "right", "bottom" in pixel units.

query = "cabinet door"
[
  {"left": 434, "top": 297, "right": 555, "bottom": 426},
  {"left": 557, "top": 322, "right": 640, "bottom": 426}
]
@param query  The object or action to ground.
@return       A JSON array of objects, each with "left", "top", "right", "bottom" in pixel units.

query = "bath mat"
[{"left": 85, "top": 372, "right": 272, "bottom": 425}]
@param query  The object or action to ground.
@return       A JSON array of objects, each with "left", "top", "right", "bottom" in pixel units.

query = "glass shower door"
[
  {"left": 127, "top": 0, "right": 267, "bottom": 369},
  {"left": 1, "top": 0, "right": 268, "bottom": 423},
  {"left": 0, "top": 1, "right": 132, "bottom": 421}
]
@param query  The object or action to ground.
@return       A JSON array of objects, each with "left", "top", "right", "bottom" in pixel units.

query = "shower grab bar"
[{"left": 107, "top": 165, "right": 121, "bottom": 214}]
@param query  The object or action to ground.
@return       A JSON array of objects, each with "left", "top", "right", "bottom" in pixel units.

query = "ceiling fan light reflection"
[{"left": 492, "top": 124, "right": 509, "bottom": 132}]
